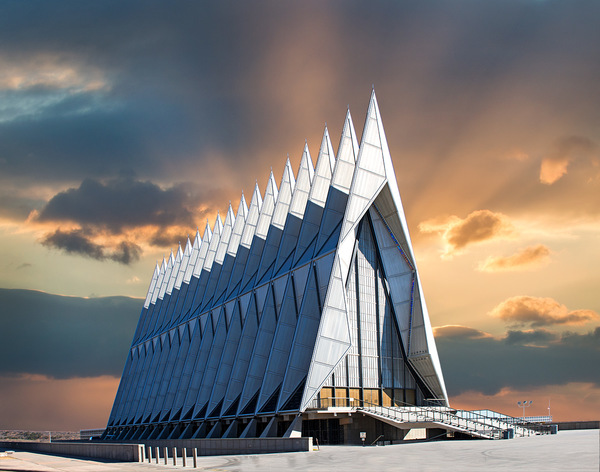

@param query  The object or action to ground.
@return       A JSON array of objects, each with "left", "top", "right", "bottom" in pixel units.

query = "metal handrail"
[{"left": 307, "top": 397, "right": 551, "bottom": 438}]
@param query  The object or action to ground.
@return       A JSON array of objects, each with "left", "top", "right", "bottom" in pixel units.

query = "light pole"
[{"left": 517, "top": 400, "right": 533, "bottom": 422}]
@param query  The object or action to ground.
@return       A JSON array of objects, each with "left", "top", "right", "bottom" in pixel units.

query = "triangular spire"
[
  {"left": 311, "top": 126, "right": 336, "bottom": 206},
  {"left": 288, "top": 143, "right": 314, "bottom": 218},
  {"left": 339, "top": 89, "right": 388, "bottom": 240},
  {"left": 143, "top": 262, "right": 161, "bottom": 308},
  {"left": 150, "top": 257, "right": 166, "bottom": 304},
  {"left": 201, "top": 212, "right": 225, "bottom": 272},
  {"left": 237, "top": 192, "right": 248, "bottom": 221},
  {"left": 158, "top": 251, "right": 175, "bottom": 299},
  {"left": 332, "top": 108, "right": 359, "bottom": 193},
  {"left": 175, "top": 237, "right": 193, "bottom": 290},
  {"left": 270, "top": 157, "right": 296, "bottom": 230},
  {"left": 213, "top": 212, "right": 224, "bottom": 237},
  {"left": 191, "top": 220, "right": 214, "bottom": 278},
  {"left": 183, "top": 229, "right": 203, "bottom": 283},
  {"left": 166, "top": 245, "right": 183, "bottom": 295},
  {"left": 254, "top": 170, "right": 279, "bottom": 239},
  {"left": 271, "top": 143, "right": 315, "bottom": 276},
  {"left": 240, "top": 183, "right": 262, "bottom": 249},
  {"left": 215, "top": 203, "right": 236, "bottom": 265}
]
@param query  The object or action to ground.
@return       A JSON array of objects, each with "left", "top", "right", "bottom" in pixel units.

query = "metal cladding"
[{"left": 105, "top": 91, "right": 448, "bottom": 440}]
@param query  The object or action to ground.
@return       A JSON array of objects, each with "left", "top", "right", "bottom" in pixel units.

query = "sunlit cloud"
[
  {"left": 433, "top": 325, "right": 493, "bottom": 339},
  {"left": 477, "top": 244, "right": 551, "bottom": 272},
  {"left": 489, "top": 296, "right": 599, "bottom": 327},
  {"left": 540, "top": 156, "right": 570, "bottom": 185},
  {"left": 40, "top": 228, "right": 142, "bottom": 265},
  {"left": 28, "top": 175, "right": 230, "bottom": 262},
  {"left": 419, "top": 210, "right": 516, "bottom": 258},
  {"left": 0, "top": 55, "right": 108, "bottom": 92},
  {"left": 540, "top": 135, "right": 597, "bottom": 185},
  {"left": 0, "top": 54, "right": 112, "bottom": 123}
]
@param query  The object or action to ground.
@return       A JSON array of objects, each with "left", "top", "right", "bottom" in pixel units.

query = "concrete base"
[{"left": 0, "top": 441, "right": 143, "bottom": 462}]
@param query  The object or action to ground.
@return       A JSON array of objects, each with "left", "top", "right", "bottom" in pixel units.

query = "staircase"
[{"left": 309, "top": 398, "right": 551, "bottom": 440}]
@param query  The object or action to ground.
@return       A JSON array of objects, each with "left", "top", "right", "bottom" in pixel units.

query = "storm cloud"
[
  {"left": 0, "top": 288, "right": 140, "bottom": 379},
  {"left": 37, "top": 176, "right": 197, "bottom": 232},
  {"left": 437, "top": 325, "right": 600, "bottom": 396},
  {"left": 41, "top": 228, "right": 142, "bottom": 264}
]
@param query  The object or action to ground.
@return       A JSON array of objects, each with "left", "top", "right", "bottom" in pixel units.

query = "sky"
[{"left": 0, "top": 0, "right": 599, "bottom": 431}]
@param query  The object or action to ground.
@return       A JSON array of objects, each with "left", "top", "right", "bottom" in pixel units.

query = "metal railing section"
[{"left": 307, "top": 397, "right": 552, "bottom": 439}]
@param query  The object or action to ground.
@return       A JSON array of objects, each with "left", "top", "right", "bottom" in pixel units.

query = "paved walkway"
[{"left": 0, "top": 430, "right": 598, "bottom": 472}]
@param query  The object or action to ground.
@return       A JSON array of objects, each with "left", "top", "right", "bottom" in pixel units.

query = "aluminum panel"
[{"left": 174, "top": 238, "right": 192, "bottom": 290}]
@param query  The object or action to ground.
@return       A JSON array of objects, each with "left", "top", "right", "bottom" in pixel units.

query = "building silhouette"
[{"left": 104, "top": 91, "right": 448, "bottom": 443}]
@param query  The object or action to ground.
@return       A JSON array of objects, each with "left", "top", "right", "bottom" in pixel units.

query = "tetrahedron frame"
[{"left": 104, "top": 91, "right": 448, "bottom": 442}]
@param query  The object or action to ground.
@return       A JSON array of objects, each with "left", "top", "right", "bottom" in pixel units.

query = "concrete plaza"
[{"left": 0, "top": 430, "right": 598, "bottom": 472}]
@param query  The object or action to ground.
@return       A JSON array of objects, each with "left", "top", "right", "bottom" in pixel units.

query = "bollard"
[
  {"left": 182, "top": 447, "right": 187, "bottom": 467},
  {"left": 193, "top": 447, "right": 198, "bottom": 468},
  {"left": 155, "top": 447, "right": 160, "bottom": 464},
  {"left": 164, "top": 447, "right": 168, "bottom": 465},
  {"left": 173, "top": 447, "right": 177, "bottom": 466},
  {"left": 148, "top": 446, "right": 152, "bottom": 463}
]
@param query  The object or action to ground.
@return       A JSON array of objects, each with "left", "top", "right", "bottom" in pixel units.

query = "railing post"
[
  {"left": 155, "top": 446, "right": 160, "bottom": 464},
  {"left": 147, "top": 446, "right": 152, "bottom": 463},
  {"left": 182, "top": 447, "right": 187, "bottom": 467},
  {"left": 193, "top": 447, "right": 198, "bottom": 468},
  {"left": 164, "top": 447, "right": 168, "bottom": 465},
  {"left": 173, "top": 447, "right": 177, "bottom": 466}
]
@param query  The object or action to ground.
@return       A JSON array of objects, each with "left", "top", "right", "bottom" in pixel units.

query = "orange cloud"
[
  {"left": 433, "top": 325, "right": 492, "bottom": 339},
  {"left": 539, "top": 135, "right": 597, "bottom": 185},
  {"left": 477, "top": 244, "right": 551, "bottom": 272},
  {"left": 419, "top": 210, "right": 515, "bottom": 258},
  {"left": 0, "top": 374, "right": 119, "bottom": 431},
  {"left": 450, "top": 382, "right": 600, "bottom": 422},
  {"left": 540, "top": 156, "right": 570, "bottom": 185},
  {"left": 489, "top": 296, "right": 599, "bottom": 327}
]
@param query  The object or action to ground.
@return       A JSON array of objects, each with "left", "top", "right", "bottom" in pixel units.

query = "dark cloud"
[
  {"left": 148, "top": 228, "right": 190, "bottom": 249},
  {"left": 490, "top": 296, "right": 599, "bottom": 327},
  {"left": 41, "top": 228, "right": 142, "bottom": 265},
  {"left": 0, "top": 288, "right": 140, "bottom": 378},
  {"left": 504, "top": 328, "right": 558, "bottom": 346},
  {"left": 42, "top": 228, "right": 105, "bottom": 259},
  {"left": 37, "top": 176, "right": 196, "bottom": 232},
  {"left": 110, "top": 241, "right": 142, "bottom": 264},
  {"left": 437, "top": 326, "right": 600, "bottom": 395},
  {"left": 0, "top": 0, "right": 598, "bottom": 213}
]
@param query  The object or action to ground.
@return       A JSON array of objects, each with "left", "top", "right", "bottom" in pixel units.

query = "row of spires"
[{"left": 141, "top": 87, "right": 375, "bottom": 317}]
